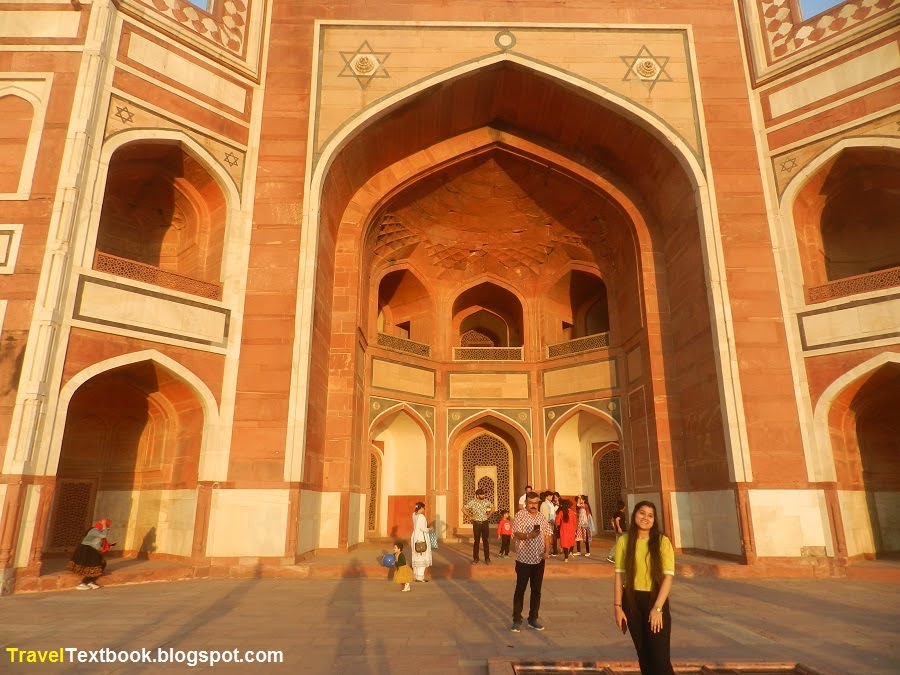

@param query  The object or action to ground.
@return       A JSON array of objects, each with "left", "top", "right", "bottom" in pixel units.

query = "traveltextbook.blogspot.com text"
[{"left": 5, "top": 647, "right": 284, "bottom": 667}]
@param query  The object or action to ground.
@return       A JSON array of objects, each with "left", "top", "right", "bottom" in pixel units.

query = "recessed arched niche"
[
  {"left": 0, "top": 94, "right": 34, "bottom": 194},
  {"left": 546, "top": 269, "right": 610, "bottom": 344},
  {"left": 451, "top": 282, "right": 524, "bottom": 348},
  {"left": 793, "top": 147, "right": 900, "bottom": 298},
  {"left": 376, "top": 268, "right": 433, "bottom": 345},
  {"left": 94, "top": 142, "right": 227, "bottom": 299}
]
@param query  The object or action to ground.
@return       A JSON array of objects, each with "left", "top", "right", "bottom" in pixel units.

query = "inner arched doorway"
[
  {"left": 452, "top": 417, "right": 528, "bottom": 532},
  {"left": 460, "top": 431, "right": 513, "bottom": 525},
  {"left": 369, "top": 407, "right": 431, "bottom": 539}
]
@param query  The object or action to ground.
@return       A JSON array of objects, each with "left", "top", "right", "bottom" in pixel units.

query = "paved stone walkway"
[{"left": 2, "top": 576, "right": 898, "bottom": 674}]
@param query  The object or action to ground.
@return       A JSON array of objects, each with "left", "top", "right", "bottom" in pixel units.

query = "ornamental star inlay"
[
  {"left": 224, "top": 151, "right": 239, "bottom": 167},
  {"left": 780, "top": 157, "right": 797, "bottom": 173},
  {"left": 621, "top": 46, "right": 672, "bottom": 93},
  {"left": 114, "top": 106, "right": 135, "bottom": 124},
  {"left": 338, "top": 40, "right": 391, "bottom": 90}
]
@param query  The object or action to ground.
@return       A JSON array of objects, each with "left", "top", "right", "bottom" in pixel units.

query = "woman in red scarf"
[{"left": 67, "top": 519, "right": 113, "bottom": 590}]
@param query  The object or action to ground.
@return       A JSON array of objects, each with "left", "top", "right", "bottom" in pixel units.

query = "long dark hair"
[
  {"left": 623, "top": 501, "right": 664, "bottom": 595},
  {"left": 558, "top": 498, "right": 572, "bottom": 522}
]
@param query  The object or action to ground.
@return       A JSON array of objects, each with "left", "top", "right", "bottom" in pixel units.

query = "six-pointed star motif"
[
  {"left": 621, "top": 46, "right": 672, "bottom": 93},
  {"left": 339, "top": 40, "right": 391, "bottom": 90},
  {"left": 114, "top": 106, "right": 135, "bottom": 124}
]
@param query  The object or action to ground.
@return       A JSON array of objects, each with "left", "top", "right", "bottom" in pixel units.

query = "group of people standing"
[
  {"left": 535, "top": 490, "right": 595, "bottom": 561},
  {"left": 509, "top": 488, "right": 676, "bottom": 674}
]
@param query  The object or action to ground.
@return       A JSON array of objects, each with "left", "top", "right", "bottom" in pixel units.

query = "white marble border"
[
  {"left": 0, "top": 224, "right": 23, "bottom": 274},
  {"left": 0, "top": 74, "right": 54, "bottom": 201}
]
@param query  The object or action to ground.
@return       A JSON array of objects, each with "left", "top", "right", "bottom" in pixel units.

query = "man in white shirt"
[{"left": 518, "top": 485, "right": 532, "bottom": 510}]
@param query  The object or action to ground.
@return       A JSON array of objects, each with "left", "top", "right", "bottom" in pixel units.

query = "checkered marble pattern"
[
  {"left": 761, "top": 0, "right": 897, "bottom": 61},
  {"left": 137, "top": 0, "right": 248, "bottom": 54}
]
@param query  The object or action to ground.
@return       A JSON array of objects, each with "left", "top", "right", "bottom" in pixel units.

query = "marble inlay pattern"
[
  {"left": 759, "top": 0, "right": 897, "bottom": 62},
  {"left": 135, "top": 0, "right": 248, "bottom": 54}
]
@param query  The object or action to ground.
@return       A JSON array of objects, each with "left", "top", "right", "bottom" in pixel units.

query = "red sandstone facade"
[{"left": 0, "top": 0, "right": 897, "bottom": 593}]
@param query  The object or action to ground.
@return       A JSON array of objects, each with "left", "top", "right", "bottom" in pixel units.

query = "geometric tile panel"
[
  {"left": 759, "top": 0, "right": 897, "bottom": 63},
  {"left": 134, "top": 0, "right": 248, "bottom": 54}
]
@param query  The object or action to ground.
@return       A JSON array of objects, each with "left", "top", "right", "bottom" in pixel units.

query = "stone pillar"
[{"left": 0, "top": 481, "right": 26, "bottom": 595}]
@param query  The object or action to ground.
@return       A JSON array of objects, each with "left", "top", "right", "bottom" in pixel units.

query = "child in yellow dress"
[{"left": 392, "top": 541, "right": 414, "bottom": 591}]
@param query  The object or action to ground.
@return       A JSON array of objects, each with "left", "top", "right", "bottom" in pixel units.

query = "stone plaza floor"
[{"left": 2, "top": 571, "right": 898, "bottom": 674}]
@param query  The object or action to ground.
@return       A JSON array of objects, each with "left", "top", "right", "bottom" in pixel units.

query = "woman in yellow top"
[{"left": 612, "top": 501, "right": 675, "bottom": 675}]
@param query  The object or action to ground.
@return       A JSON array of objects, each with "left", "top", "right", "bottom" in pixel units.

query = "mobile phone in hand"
[
  {"left": 620, "top": 618, "right": 628, "bottom": 634},
  {"left": 532, "top": 524, "right": 541, "bottom": 532}
]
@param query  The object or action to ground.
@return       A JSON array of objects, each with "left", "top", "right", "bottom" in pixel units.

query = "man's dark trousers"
[
  {"left": 512, "top": 560, "right": 545, "bottom": 622},
  {"left": 472, "top": 520, "right": 490, "bottom": 562}
]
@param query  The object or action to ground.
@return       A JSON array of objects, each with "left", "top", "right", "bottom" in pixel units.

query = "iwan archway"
[{"left": 287, "top": 55, "right": 749, "bottom": 554}]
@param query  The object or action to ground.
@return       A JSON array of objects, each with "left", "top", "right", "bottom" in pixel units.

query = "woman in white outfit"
[{"left": 410, "top": 501, "right": 432, "bottom": 582}]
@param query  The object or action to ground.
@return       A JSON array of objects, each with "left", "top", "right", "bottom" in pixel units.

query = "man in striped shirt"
[{"left": 510, "top": 492, "right": 553, "bottom": 632}]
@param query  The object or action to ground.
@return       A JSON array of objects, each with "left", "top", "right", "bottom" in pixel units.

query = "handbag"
[
  {"left": 428, "top": 529, "right": 439, "bottom": 550},
  {"left": 415, "top": 540, "right": 427, "bottom": 553}
]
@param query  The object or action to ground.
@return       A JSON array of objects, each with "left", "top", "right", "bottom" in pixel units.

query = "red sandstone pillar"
[
  {"left": 27, "top": 479, "right": 56, "bottom": 572},
  {"left": 735, "top": 486, "right": 756, "bottom": 565},
  {"left": 823, "top": 485, "right": 848, "bottom": 567}
]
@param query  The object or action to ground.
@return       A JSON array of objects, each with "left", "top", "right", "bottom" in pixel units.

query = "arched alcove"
[
  {"left": 370, "top": 407, "right": 430, "bottom": 538},
  {"left": 548, "top": 407, "right": 621, "bottom": 508},
  {"left": 452, "top": 283, "right": 524, "bottom": 348},
  {"left": 547, "top": 269, "right": 610, "bottom": 343},
  {"left": 47, "top": 360, "right": 203, "bottom": 561},
  {"left": 792, "top": 147, "right": 900, "bottom": 297},
  {"left": 376, "top": 267, "right": 433, "bottom": 344},
  {"left": 94, "top": 142, "right": 227, "bottom": 299}
]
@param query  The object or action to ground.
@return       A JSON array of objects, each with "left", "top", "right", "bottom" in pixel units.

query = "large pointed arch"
[
  {"left": 286, "top": 53, "right": 751, "bottom": 487},
  {"left": 41, "top": 350, "right": 223, "bottom": 480}
]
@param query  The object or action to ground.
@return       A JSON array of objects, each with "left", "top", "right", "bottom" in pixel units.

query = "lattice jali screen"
[
  {"left": 462, "top": 434, "right": 510, "bottom": 525},
  {"left": 460, "top": 329, "right": 495, "bottom": 347},
  {"left": 806, "top": 267, "right": 900, "bottom": 303},
  {"left": 597, "top": 450, "right": 622, "bottom": 531},
  {"left": 94, "top": 252, "right": 223, "bottom": 300},
  {"left": 367, "top": 453, "right": 378, "bottom": 532},
  {"left": 49, "top": 481, "right": 94, "bottom": 548},
  {"left": 453, "top": 346, "right": 523, "bottom": 361},
  {"left": 376, "top": 332, "right": 431, "bottom": 357},
  {"left": 547, "top": 331, "right": 611, "bottom": 358}
]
